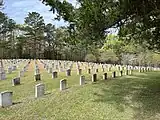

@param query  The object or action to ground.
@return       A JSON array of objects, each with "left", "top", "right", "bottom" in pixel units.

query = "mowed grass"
[{"left": 0, "top": 61, "right": 160, "bottom": 120}]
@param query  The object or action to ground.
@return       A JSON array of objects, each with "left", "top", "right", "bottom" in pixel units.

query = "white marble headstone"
[{"left": 0, "top": 91, "right": 13, "bottom": 107}]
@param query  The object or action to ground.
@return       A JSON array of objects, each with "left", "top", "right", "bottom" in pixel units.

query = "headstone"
[
  {"left": 92, "top": 74, "right": 97, "bottom": 82},
  {"left": 52, "top": 63, "right": 54, "bottom": 68},
  {"left": 35, "top": 74, "right": 41, "bottom": 81},
  {"left": 117, "top": 66, "right": 120, "bottom": 71},
  {"left": 145, "top": 67, "right": 147, "bottom": 72},
  {"left": 0, "top": 66, "right": 5, "bottom": 73},
  {"left": 44, "top": 64, "right": 46, "bottom": 69},
  {"left": 125, "top": 70, "right": 128, "bottom": 75},
  {"left": 112, "top": 71, "right": 116, "bottom": 78},
  {"left": 52, "top": 71, "right": 58, "bottom": 79},
  {"left": 102, "top": 67, "right": 105, "bottom": 72},
  {"left": 0, "top": 91, "right": 13, "bottom": 107},
  {"left": 35, "top": 83, "right": 45, "bottom": 98},
  {"left": 48, "top": 68, "right": 52, "bottom": 73},
  {"left": 19, "top": 70, "right": 24, "bottom": 77},
  {"left": 35, "top": 65, "right": 38, "bottom": 69},
  {"left": 77, "top": 69, "right": 82, "bottom": 75},
  {"left": 8, "top": 67, "right": 12, "bottom": 74},
  {"left": 23, "top": 66, "right": 27, "bottom": 72},
  {"left": 12, "top": 77, "right": 20, "bottom": 86},
  {"left": 80, "top": 75, "right": 85, "bottom": 85},
  {"left": 119, "top": 70, "right": 123, "bottom": 76},
  {"left": 87, "top": 69, "right": 91, "bottom": 74},
  {"left": 108, "top": 67, "right": 111, "bottom": 71},
  {"left": 46, "top": 65, "right": 49, "bottom": 71},
  {"left": 60, "top": 79, "right": 67, "bottom": 91},
  {"left": 55, "top": 65, "right": 58, "bottom": 69},
  {"left": 103, "top": 73, "right": 107, "bottom": 80},
  {"left": 66, "top": 69, "right": 71, "bottom": 76},
  {"left": 59, "top": 67, "right": 63, "bottom": 72},
  {"left": 129, "top": 70, "right": 132, "bottom": 75},
  {"left": 95, "top": 68, "right": 98, "bottom": 73},
  {"left": 142, "top": 68, "right": 145, "bottom": 72},
  {"left": 35, "top": 68, "right": 40, "bottom": 74},
  {"left": 0, "top": 72, "right": 6, "bottom": 80},
  {"left": 12, "top": 65, "right": 17, "bottom": 71}
]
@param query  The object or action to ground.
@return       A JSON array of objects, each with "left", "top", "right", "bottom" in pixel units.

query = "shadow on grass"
[
  {"left": 13, "top": 101, "right": 22, "bottom": 105},
  {"left": 93, "top": 72, "right": 160, "bottom": 120},
  {"left": 44, "top": 92, "right": 51, "bottom": 96}
]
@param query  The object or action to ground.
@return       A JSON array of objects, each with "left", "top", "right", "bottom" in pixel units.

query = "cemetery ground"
[{"left": 0, "top": 61, "right": 160, "bottom": 120}]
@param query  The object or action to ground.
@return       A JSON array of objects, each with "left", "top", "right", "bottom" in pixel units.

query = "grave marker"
[
  {"left": 119, "top": 70, "right": 123, "bottom": 76},
  {"left": 8, "top": 67, "right": 12, "bottom": 74},
  {"left": 35, "top": 83, "right": 45, "bottom": 98},
  {"left": 0, "top": 91, "right": 13, "bottom": 107},
  {"left": 87, "top": 68, "right": 91, "bottom": 74},
  {"left": 66, "top": 69, "right": 71, "bottom": 76},
  {"left": 19, "top": 70, "right": 24, "bottom": 77},
  {"left": 80, "top": 75, "right": 85, "bottom": 85},
  {"left": 112, "top": 71, "right": 116, "bottom": 78},
  {"left": 77, "top": 69, "right": 82, "bottom": 75},
  {"left": 52, "top": 71, "right": 58, "bottom": 79},
  {"left": 125, "top": 70, "right": 129, "bottom": 75},
  {"left": 12, "top": 77, "right": 20, "bottom": 86},
  {"left": 103, "top": 73, "right": 107, "bottom": 80},
  {"left": 60, "top": 79, "right": 67, "bottom": 91},
  {"left": 92, "top": 74, "right": 97, "bottom": 82},
  {"left": 35, "top": 74, "right": 41, "bottom": 81}
]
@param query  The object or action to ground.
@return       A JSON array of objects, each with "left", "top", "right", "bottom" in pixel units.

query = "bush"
[
  {"left": 85, "top": 54, "right": 97, "bottom": 62},
  {"left": 99, "top": 50, "right": 118, "bottom": 63}
]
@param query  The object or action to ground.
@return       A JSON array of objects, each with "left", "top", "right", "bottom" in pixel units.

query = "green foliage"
[
  {"left": 85, "top": 54, "right": 96, "bottom": 62},
  {"left": 100, "top": 34, "right": 160, "bottom": 66},
  {"left": 117, "top": 0, "right": 160, "bottom": 51},
  {"left": 102, "top": 35, "right": 125, "bottom": 60},
  {"left": 41, "top": 0, "right": 123, "bottom": 47},
  {"left": 151, "top": 53, "right": 160, "bottom": 67},
  {"left": 24, "top": 12, "right": 45, "bottom": 58},
  {"left": 99, "top": 49, "right": 118, "bottom": 63},
  {"left": 41, "top": 0, "right": 160, "bottom": 52},
  {"left": 0, "top": 11, "right": 17, "bottom": 58},
  {"left": 1, "top": 0, "right": 160, "bottom": 63}
]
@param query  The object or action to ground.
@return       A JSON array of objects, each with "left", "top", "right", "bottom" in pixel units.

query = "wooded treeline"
[
  {"left": 1, "top": 0, "right": 160, "bottom": 66},
  {"left": 0, "top": 11, "right": 87, "bottom": 60}
]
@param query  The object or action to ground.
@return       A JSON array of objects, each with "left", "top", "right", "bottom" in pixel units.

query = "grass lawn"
[{"left": 0, "top": 60, "right": 160, "bottom": 120}]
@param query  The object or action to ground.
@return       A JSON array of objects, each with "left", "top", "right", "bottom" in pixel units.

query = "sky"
[{"left": 2, "top": 0, "right": 77, "bottom": 27}]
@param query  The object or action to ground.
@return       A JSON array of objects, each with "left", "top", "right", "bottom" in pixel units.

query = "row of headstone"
[
  {"left": 0, "top": 59, "right": 30, "bottom": 80},
  {"left": 1, "top": 61, "right": 159, "bottom": 108},
  {"left": 12, "top": 60, "right": 31, "bottom": 86},
  {"left": 0, "top": 60, "right": 31, "bottom": 107},
  {"left": 41, "top": 60, "right": 156, "bottom": 83},
  {"left": 40, "top": 59, "right": 144, "bottom": 74},
  {"left": 0, "top": 60, "right": 6, "bottom": 80},
  {"left": 34, "top": 61, "right": 41, "bottom": 81},
  {"left": 3, "top": 59, "right": 159, "bottom": 74}
]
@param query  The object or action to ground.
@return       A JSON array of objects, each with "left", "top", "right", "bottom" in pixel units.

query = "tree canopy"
[
  {"left": 41, "top": 0, "right": 160, "bottom": 51},
  {"left": 1, "top": 0, "right": 160, "bottom": 66}
]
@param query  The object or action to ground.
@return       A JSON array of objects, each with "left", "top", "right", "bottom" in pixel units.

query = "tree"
[
  {"left": 85, "top": 54, "right": 96, "bottom": 62},
  {"left": 41, "top": 0, "right": 122, "bottom": 47},
  {"left": 0, "top": 11, "right": 17, "bottom": 58},
  {"left": 0, "top": 0, "right": 3, "bottom": 9},
  {"left": 99, "top": 49, "right": 118, "bottom": 63},
  {"left": 41, "top": 0, "right": 160, "bottom": 52},
  {"left": 24, "top": 12, "right": 45, "bottom": 58},
  {"left": 44, "top": 23, "right": 56, "bottom": 59}
]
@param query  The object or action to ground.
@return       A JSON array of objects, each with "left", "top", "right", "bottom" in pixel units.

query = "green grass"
[{"left": 0, "top": 61, "right": 160, "bottom": 120}]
